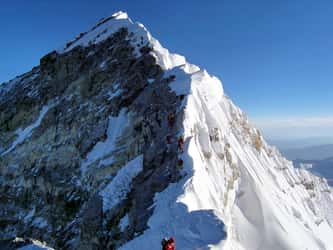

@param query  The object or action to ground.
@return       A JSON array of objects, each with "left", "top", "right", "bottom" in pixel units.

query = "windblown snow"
[
  {"left": 81, "top": 109, "right": 129, "bottom": 174},
  {"left": 100, "top": 155, "right": 143, "bottom": 212},
  {"left": 18, "top": 11, "right": 333, "bottom": 250}
]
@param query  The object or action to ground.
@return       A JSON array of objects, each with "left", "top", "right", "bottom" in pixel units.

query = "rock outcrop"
[{"left": 0, "top": 12, "right": 183, "bottom": 249}]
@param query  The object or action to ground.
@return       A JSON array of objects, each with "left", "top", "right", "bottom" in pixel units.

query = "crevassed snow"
[
  {"left": 99, "top": 155, "right": 143, "bottom": 212},
  {"left": 81, "top": 109, "right": 128, "bottom": 174},
  {"left": 1, "top": 103, "right": 56, "bottom": 156}
]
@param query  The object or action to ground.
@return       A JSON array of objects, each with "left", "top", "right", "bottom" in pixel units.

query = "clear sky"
[{"left": 1, "top": 0, "right": 332, "bottom": 142}]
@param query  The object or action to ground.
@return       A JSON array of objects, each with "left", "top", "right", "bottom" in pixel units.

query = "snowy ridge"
[
  {"left": 59, "top": 11, "right": 191, "bottom": 72},
  {"left": 8, "top": 11, "right": 332, "bottom": 249},
  {"left": 61, "top": 11, "right": 333, "bottom": 249},
  {"left": 76, "top": 12, "right": 333, "bottom": 250}
]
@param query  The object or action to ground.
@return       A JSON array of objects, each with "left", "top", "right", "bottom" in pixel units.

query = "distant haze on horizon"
[
  {"left": 252, "top": 116, "right": 333, "bottom": 146},
  {"left": 1, "top": 1, "right": 332, "bottom": 142}
]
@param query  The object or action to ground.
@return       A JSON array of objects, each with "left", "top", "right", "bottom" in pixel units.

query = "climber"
[
  {"left": 167, "top": 112, "right": 175, "bottom": 128},
  {"left": 161, "top": 237, "right": 176, "bottom": 250},
  {"left": 178, "top": 136, "right": 184, "bottom": 153},
  {"left": 170, "top": 75, "right": 176, "bottom": 81},
  {"left": 156, "top": 110, "right": 162, "bottom": 127},
  {"left": 166, "top": 134, "right": 173, "bottom": 144},
  {"left": 178, "top": 94, "right": 185, "bottom": 101},
  {"left": 177, "top": 158, "right": 184, "bottom": 168},
  {"left": 161, "top": 238, "right": 168, "bottom": 249},
  {"left": 166, "top": 134, "right": 173, "bottom": 153},
  {"left": 142, "top": 121, "right": 151, "bottom": 143}
]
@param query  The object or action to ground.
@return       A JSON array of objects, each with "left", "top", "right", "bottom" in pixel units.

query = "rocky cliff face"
[
  {"left": 1, "top": 11, "right": 333, "bottom": 250},
  {"left": 0, "top": 12, "right": 183, "bottom": 250}
]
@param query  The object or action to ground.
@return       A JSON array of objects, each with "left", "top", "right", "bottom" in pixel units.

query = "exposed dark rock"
[{"left": 0, "top": 22, "right": 184, "bottom": 249}]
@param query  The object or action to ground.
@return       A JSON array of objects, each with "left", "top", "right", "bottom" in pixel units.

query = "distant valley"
[{"left": 281, "top": 144, "right": 333, "bottom": 161}]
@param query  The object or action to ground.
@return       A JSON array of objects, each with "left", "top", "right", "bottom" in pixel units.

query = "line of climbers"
[
  {"left": 141, "top": 109, "right": 184, "bottom": 166},
  {"left": 145, "top": 77, "right": 181, "bottom": 248},
  {"left": 160, "top": 108, "right": 183, "bottom": 248},
  {"left": 165, "top": 134, "right": 184, "bottom": 168},
  {"left": 166, "top": 135, "right": 184, "bottom": 153}
]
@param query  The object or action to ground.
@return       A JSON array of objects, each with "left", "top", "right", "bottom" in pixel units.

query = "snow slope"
[
  {"left": 17, "top": 241, "right": 54, "bottom": 250},
  {"left": 122, "top": 64, "right": 333, "bottom": 250},
  {"left": 100, "top": 155, "right": 143, "bottom": 212},
  {"left": 81, "top": 109, "right": 129, "bottom": 174},
  {"left": 17, "top": 244, "right": 53, "bottom": 250},
  {"left": 59, "top": 11, "right": 333, "bottom": 249}
]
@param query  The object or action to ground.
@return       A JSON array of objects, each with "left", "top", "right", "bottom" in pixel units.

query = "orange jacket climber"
[
  {"left": 162, "top": 237, "right": 175, "bottom": 250},
  {"left": 177, "top": 158, "right": 184, "bottom": 167}
]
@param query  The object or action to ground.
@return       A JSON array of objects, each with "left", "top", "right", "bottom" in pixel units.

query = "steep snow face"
[
  {"left": 80, "top": 109, "right": 129, "bottom": 175},
  {"left": 59, "top": 11, "right": 188, "bottom": 71},
  {"left": 2, "top": 11, "right": 332, "bottom": 250},
  {"left": 82, "top": 12, "right": 333, "bottom": 250},
  {"left": 100, "top": 155, "right": 143, "bottom": 212}
]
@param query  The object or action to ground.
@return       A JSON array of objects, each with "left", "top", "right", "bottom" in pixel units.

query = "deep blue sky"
[{"left": 1, "top": 1, "right": 333, "bottom": 140}]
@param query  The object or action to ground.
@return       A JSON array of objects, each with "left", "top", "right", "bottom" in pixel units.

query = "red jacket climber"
[
  {"left": 177, "top": 158, "right": 184, "bottom": 167},
  {"left": 166, "top": 135, "right": 174, "bottom": 153},
  {"left": 178, "top": 136, "right": 184, "bottom": 153},
  {"left": 167, "top": 112, "right": 175, "bottom": 128},
  {"left": 166, "top": 135, "right": 173, "bottom": 144},
  {"left": 162, "top": 237, "right": 175, "bottom": 250}
]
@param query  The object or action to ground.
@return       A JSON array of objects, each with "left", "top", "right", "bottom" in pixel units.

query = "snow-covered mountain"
[
  {"left": 1, "top": 11, "right": 333, "bottom": 250},
  {"left": 294, "top": 158, "right": 333, "bottom": 187}
]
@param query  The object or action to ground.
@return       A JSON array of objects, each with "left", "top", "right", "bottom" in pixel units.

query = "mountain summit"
[{"left": 1, "top": 11, "right": 333, "bottom": 250}]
